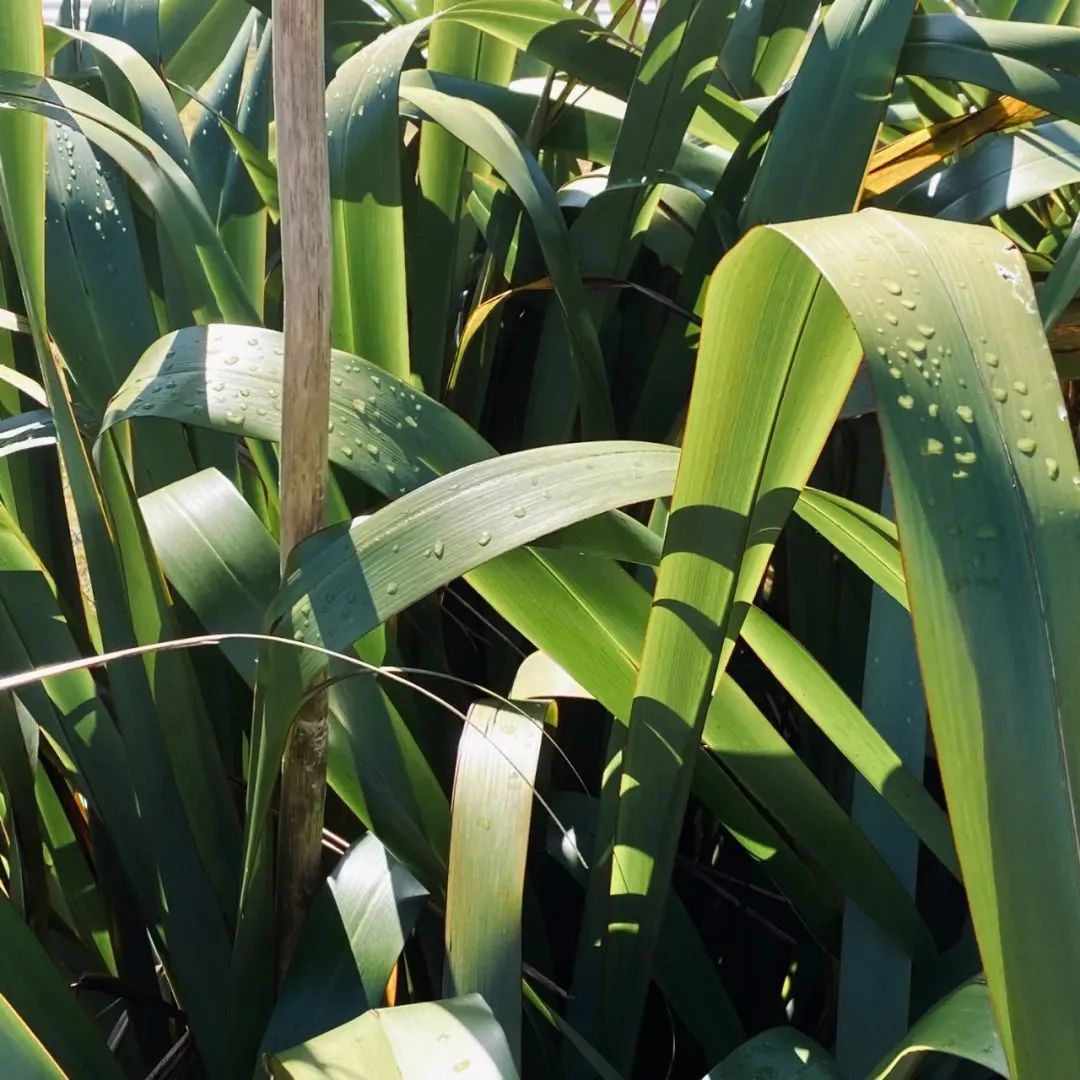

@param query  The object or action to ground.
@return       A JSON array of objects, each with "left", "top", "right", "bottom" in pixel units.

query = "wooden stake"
[{"left": 272, "top": 0, "right": 332, "bottom": 976}]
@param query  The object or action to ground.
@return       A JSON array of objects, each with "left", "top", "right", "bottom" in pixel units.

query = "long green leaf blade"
[
  {"left": 599, "top": 225, "right": 864, "bottom": 1066},
  {"left": 765, "top": 207, "right": 1080, "bottom": 1077},
  {"left": 744, "top": 0, "right": 916, "bottom": 225},
  {"left": 444, "top": 700, "right": 547, "bottom": 1067},
  {"left": 740, "top": 605, "right": 958, "bottom": 877}
]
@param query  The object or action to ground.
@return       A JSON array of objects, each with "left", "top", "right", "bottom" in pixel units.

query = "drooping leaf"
[
  {"left": 899, "top": 16, "right": 1080, "bottom": 124},
  {"left": 101, "top": 324, "right": 658, "bottom": 729},
  {"left": 773, "top": 209, "right": 1080, "bottom": 1077},
  {"left": 870, "top": 977, "right": 1006, "bottom": 1079},
  {"left": 45, "top": 25, "right": 190, "bottom": 170},
  {"left": 138, "top": 467, "right": 450, "bottom": 888},
  {"left": 247, "top": 438, "right": 680, "bottom": 906},
  {"left": 0, "top": 74, "right": 258, "bottom": 325}
]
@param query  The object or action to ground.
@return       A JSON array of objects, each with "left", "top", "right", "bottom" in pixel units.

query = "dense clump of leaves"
[{"left": 1, "top": 1, "right": 1080, "bottom": 1077}]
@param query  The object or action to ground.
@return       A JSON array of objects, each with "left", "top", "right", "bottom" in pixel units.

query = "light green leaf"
[
  {"left": 0, "top": 992, "right": 66, "bottom": 1080},
  {"left": 600, "top": 222, "right": 865, "bottom": 1066},
  {"left": 160, "top": 0, "right": 252, "bottom": 94},
  {"left": 445, "top": 700, "right": 548, "bottom": 1066},
  {"left": 266, "top": 995, "right": 519, "bottom": 1080}
]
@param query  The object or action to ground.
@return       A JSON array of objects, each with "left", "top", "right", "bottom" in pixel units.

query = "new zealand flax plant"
[{"left": 2, "top": 0, "right": 1080, "bottom": 1076}]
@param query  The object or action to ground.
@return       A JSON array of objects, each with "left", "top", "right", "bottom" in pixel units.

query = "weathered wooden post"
[{"left": 272, "top": 0, "right": 332, "bottom": 973}]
